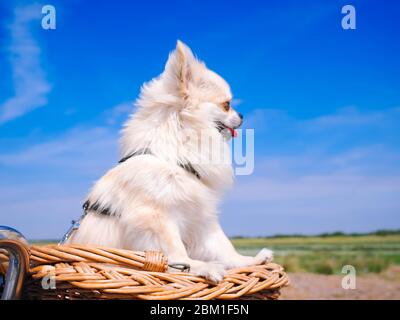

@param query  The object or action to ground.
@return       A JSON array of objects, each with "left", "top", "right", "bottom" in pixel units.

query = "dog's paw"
[
  {"left": 255, "top": 248, "right": 274, "bottom": 264},
  {"left": 191, "top": 261, "right": 226, "bottom": 283}
]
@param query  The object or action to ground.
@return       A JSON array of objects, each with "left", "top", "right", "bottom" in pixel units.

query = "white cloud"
[
  {"left": 302, "top": 106, "right": 400, "bottom": 130},
  {"left": 103, "top": 101, "right": 134, "bottom": 126},
  {"left": 245, "top": 106, "right": 400, "bottom": 133},
  {"left": 0, "top": 99, "right": 135, "bottom": 172},
  {"left": 0, "top": 126, "right": 119, "bottom": 175},
  {"left": 0, "top": 100, "right": 132, "bottom": 239},
  {"left": 222, "top": 156, "right": 400, "bottom": 236},
  {"left": 219, "top": 106, "right": 400, "bottom": 236},
  {"left": 0, "top": 4, "right": 51, "bottom": 124}
]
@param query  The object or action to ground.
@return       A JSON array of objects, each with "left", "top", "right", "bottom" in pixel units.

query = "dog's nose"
[{"left": 238, "top": 113, "right": 243, "bottom": 120}]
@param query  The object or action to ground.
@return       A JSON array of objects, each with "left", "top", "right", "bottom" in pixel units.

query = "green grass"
[{"left": 232, "top": 235, "right": 400, "bottom": 275}]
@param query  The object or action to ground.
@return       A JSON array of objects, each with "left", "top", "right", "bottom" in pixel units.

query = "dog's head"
[{"left": 140, "top": 41, "right": 243, "bottom": 138}]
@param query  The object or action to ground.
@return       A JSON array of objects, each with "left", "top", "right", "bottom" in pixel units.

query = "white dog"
[{"left": 67, "top": 41, "right": 272, "bottom": 282}]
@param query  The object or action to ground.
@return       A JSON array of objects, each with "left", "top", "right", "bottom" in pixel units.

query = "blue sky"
[{"left": 0, "top": 0, "right": 399, "bottom": 239}]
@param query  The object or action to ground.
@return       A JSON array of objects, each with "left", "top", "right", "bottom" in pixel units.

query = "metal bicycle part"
[
  {"left": 168, "top": 262, "right": 191, "bottom": 272},
  {"left": 0, "top": 226, "right": 30, "bottom": 300}
]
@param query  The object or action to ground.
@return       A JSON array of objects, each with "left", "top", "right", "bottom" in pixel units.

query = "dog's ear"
[{"left": 164, "top": 40, "right": 196, "bottom": 97}]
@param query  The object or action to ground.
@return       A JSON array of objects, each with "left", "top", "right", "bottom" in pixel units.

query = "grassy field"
[{"left": 233, "top": 234, "right": 400, "bottom": 274}]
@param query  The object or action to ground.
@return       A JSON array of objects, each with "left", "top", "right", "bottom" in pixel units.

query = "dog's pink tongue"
[{"left": 228, "top": 127, "right": 237, "bottom": 137}]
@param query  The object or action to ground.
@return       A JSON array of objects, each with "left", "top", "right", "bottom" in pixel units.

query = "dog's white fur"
[{"left": 67, "top": 41, "right": 272, "bottom": 282}]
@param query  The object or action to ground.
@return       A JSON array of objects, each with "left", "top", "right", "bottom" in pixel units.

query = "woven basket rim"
[{"left": 1, "top": 242, "right": 289, "bottom": 300}]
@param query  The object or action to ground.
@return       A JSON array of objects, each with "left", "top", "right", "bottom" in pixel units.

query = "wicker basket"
[{"left": 1, "top": 239, "right": 289, "bottom": 300}]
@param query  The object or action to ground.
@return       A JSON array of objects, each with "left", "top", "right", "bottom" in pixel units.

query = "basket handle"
[{"left": 0, "top": 226, "right": 30, "bottom": 300}]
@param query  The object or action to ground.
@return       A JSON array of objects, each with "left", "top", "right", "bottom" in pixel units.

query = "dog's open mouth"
[{"left": 215, "top": 121, "right": 238, "bottom": 138}]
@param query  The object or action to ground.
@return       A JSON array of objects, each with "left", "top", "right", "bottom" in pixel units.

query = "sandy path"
[{"left": 280, "top": 266, "right": 400, "bottom": 300}]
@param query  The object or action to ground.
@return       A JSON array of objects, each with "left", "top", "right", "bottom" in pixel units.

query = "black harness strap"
[
  {"left": 82, "top": 200, "right": 113, "bottom": 216},
  {"left": 119, "top": 148, "right": 201, "bottom": 180},
  {"left": 118, "top": 148, "right": 152, "bottom": 164},
  {"left": 179, "top": 162, "right": 201, "bottom": 180},
  {"left": 84, "top": 148, "right": 201, "bottom": 216}
]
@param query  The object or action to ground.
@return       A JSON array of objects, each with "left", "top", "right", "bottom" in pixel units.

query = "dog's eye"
[{"left": 222, "top": 101, "right": 230, "bottom": 112}]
